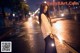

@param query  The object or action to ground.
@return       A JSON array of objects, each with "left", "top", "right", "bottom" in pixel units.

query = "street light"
[
  {"left": 24, "top": 0, "right": 26, "bottom": 2},
  {"left": 13, "top": 13, "right": 15, "bottom": 17},
  {"left": 44, "top": 1, "right": 47, "bottom": 3}
]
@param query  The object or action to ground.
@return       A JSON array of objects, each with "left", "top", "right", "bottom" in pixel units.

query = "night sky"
[
  {"left": 27, "top": 0, "right": 52, "bottom": 11},
  {"left": 27, "top": 0, "right": 43, "bottom": 11},
  {"left": 27, "top": 0, "right": 80, "bottom": 12}
]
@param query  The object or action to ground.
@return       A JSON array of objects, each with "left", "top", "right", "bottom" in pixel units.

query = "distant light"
[
  {"left": 51, "top": 43, "right": 54, "bottom": 47},
  {"left": 24, "top": 0, "right": 26, "bottom": 2},
  {"left": 61, "top": 13, "right": 64, "bottom": 17},
  {"left": 13, "top": 13, "right": 15, "bottom": 17},
  {"left": 29, "top": 12, "right": 32, "bottom": 15},
  {"left": 44, "top": 1, "right": 47, "bottom": 3}
]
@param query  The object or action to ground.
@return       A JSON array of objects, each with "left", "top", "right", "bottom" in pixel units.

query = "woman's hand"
[{"left": 50, "top": 33, "right": 54, "bottom": 39}]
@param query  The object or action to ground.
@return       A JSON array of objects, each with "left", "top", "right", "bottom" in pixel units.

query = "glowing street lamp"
[
  {"left": 13, "top": 13, "right": 15, "bottom": 17},
  {"left": 24, "top": 0, "right": 26, "bottom": 2}
]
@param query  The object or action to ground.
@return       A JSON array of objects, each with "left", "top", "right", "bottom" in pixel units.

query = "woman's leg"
[{"left": 44, "top": 35, "right": 57, "bottom": 53}]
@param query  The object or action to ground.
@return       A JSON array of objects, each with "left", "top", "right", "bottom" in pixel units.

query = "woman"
[
  {"left": 39, "top": 3, "right": 52, "bottom": 39},
  {"left": 39, "top": 3, "right": 57, "bottom": 53}
]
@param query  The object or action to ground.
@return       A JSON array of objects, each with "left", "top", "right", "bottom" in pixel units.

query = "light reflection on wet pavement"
[
  {"left": 4, "top": 18, "right": 45, "bottom": 53},
  {"left": 51, "top": 18, "right": 80, "bottom": 53},
  {"left": 1, "top": 18, "right": 80, "bottom": 53}
]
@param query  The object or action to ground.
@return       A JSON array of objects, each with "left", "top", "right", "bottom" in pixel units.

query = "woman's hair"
[{"left": 39, "top": 3, "right": 50, "bottom": 25}]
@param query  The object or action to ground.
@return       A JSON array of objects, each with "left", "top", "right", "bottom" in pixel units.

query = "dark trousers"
[{"left": 44, "top": 35, "right": 57, "bottom": 53}]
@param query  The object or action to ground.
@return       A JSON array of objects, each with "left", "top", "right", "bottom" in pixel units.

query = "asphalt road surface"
[
  {"left": 0, "top": 18, "right": 80, "bottom": 53},
  {"left": 51, "top": 18, "right": 80, "bottom": 53}
]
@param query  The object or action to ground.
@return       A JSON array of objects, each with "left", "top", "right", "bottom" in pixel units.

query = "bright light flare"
[
  {"left": 24, "top": 0, "right": 26, "bottom": 1},
  {"left": 60, "top": 13, "right": 64, "bottom": 17},
  {"left": 51, "top": 43, "right": 55, "bottom": 47},
  {"left": 54, "top": 22, "right": 62, "bottom": 30},
  {"left": 44, "top": 1, "right": 47, "bottom": 3},
  {"left": 53, "top": 22, "right": 63, "bottom": 44},
  {"left": 13, "top": 13, "right": 15, "bottom": 17}
]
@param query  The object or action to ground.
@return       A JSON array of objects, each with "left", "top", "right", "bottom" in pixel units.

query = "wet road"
[
  {"left": 21, "top": 18, "right": 45, "bottom": 53},
  {"left": 0, "top": 18, "right": 80, "bottom": 53},
  {"left": 0, "top": 18, "right": 45, "bottom": 53},
  {"left": 51, "top": 18, "right": 80, "bottom": 53}
]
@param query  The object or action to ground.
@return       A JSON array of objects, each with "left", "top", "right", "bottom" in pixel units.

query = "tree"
[
  {"left": 20, "top": 2, "right": 29, "bottom": 16},
  {"left": 0, "top": 0, "right": 29, "bottom": 27}
]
